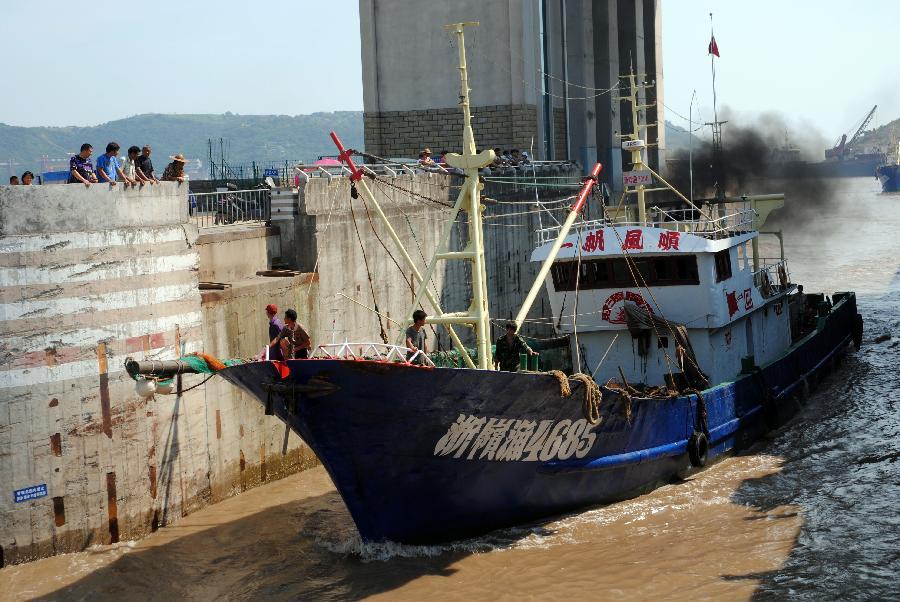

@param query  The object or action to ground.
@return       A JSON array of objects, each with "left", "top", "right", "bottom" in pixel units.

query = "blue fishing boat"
[
  {"left": 128, "top": 22, "right": 862, "bottom": 545},
  {"left": 876, "top": 142, "right": 900, "bottom": 193}
]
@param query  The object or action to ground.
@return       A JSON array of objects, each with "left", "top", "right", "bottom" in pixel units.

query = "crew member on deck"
[
  {"left": 494, "top": 322, "right": 537, "bottom": 372},
  {"left": 405, "top": 310, "right": 428, "bottom": 365},
  {"left": 265, "top": 303, "right": 284, "bottom": 360},
  {"left": 276, "top": 309, "right": 312, "bottom": 359}
]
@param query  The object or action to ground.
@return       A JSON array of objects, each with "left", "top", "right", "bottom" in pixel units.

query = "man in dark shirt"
[
  {"left": 68, "top": 143, "right": 98, "bottom": 186},
  {"left": 136, "top": 145, "right": 158, "bottom": 183},
  {"left": 264, "top": 303, "right": 284, "bottom": 360},
  {"left": 405, "top": 309, "right": 428, "bottom": 365},
  {"left": 276, "top": 309, "right": 312, "bottom": 359},
  {"left": 494, "top": 322, "right": 537, "bottom": 372}
]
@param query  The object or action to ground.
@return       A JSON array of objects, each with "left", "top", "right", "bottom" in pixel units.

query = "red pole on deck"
[{"left": 330, "top": 131, "right": 363, "bottom": 182}]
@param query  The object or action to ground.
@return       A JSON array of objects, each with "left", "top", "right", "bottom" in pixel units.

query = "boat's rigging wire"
[
  {"left": 599, "top": 196, "right": 709, "bottom": 386},
  {"left": 467, "top": 41, "right": 621, "bottom": 101},
  {"left": 601, "top": 198, "right": 678, "bottom": 384},
  {"left": 371, "top": 179, "right": 448, "bottom": 348},
  {"left": 591, "top": 333, "right": 620, "bottom": 380},
  {"left": 348, "top": 187, "right": 388, "bottom": 344},
  {"left": 357, "top": 185, "right": 441, "bottom": 344},
  {"left": 303, "top": 179, "right": 343, "bottom": 309}
]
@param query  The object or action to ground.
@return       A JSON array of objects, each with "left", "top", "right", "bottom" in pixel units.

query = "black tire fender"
[
  {"left": 762, "top": 397, "right": 780, "bottom": 430},
  {"left": 852, "top": 314, "right": 864, "bottom": 350},
  {"left": 688, "top": 431, "right": 709, "bottom": 467}
]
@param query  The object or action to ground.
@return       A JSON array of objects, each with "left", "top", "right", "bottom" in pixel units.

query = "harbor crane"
[{"left": 826, "top": 105, "right": 877, "bottom": 160}]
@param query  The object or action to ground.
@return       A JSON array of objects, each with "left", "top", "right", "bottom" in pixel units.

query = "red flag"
[{"left": 708, "top": 35, "right": 720, "bottom": 57}]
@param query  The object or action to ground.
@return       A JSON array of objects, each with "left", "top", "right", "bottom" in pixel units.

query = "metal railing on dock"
[{"left": 189, "top": 188, "right": 271, "bottom": 228}]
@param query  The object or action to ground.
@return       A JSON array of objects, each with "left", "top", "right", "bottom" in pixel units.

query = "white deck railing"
[
  {"left": 753, "top": 258, "right": 792, "bottom": 298},
  {"left": 536, "top": 204, "right": 757, "bottom": 245},
  {"left": 312, "top": 342, "right": 435, "bottom": 367}
]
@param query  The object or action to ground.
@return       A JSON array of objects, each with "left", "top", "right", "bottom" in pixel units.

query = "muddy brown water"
[{"left": 3, "top": 178, "right": 899, "bottom": 600}]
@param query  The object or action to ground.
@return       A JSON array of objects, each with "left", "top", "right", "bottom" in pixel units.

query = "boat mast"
[
  {"left": 330, "top": 131, "right": 477, "bottom": 369},
  {"left": 616, "top": 69, "right": 656, "bottom": 224},
  {"left": 403, "top": 22, "right": 496, "bottom": 369},
  {"left": 617, "top": 71, "right": 711, "bottom": 221}
]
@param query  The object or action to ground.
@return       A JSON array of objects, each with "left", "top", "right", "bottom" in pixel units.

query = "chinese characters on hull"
[{"left": 434, "top": 414, "right": 599, "bottom": 462}]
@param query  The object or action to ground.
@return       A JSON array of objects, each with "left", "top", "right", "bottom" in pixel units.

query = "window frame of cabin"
[
  {"left": 550, "top": 255, "right": 700, "bottom": 291},
  {"left": 714, "top": 249, "right": 733, "bottom": 282}
]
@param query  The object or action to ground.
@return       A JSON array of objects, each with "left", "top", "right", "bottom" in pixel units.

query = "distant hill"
[
  {"left": 853, "top": 117, "right": 900, "bottom": 156},
  {"left": 0, "top": 112, "right": 365, "bottom": 175},
  {"left": 663, "top": 121, "right": 701, "bottom": 152},
  {"left": 0, "top": 112, "right": 828, "bottom": 178}
]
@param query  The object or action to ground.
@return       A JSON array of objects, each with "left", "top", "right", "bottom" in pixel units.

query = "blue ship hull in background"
[
  {"left": 877, "top": 163, "right": 899, "bottom": 193},
  {"left": 219, "top": 293, "right": 860, "bottom": 544}
]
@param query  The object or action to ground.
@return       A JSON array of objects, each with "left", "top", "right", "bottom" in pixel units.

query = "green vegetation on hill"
[
  {"left": 0, "top": 112, "right": 365, "bottom": 175},
  {"left": 9, "top": 111, "right": 884, "bottom": 176}
]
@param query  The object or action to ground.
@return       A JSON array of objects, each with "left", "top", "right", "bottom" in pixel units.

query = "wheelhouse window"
[
  {"left": 550, "top": 255, "right": 699, "bottom": 291},
  {"left": 714, "top": 249, "right": 733, "bottom": 282}
]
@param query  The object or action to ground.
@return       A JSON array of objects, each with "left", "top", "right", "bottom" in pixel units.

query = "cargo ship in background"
[{"left": 811, "top": 105, "right": 885, "bottom": 177}]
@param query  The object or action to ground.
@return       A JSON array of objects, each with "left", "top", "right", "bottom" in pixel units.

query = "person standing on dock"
[
  {"left": 162, "top": 154, "right": 189, "bottom": 182},
  {"left": 265, "top": 304, "right": 284, "bottom": 361},
  {"left": 277, "top": 309, "right": 312, "bottom": 359},
  {"left": 96, "top": 142, "right": 133, "bottom": 186},
  {"left": 136, "top": 146, "right": 159, "bottom": 183},
  {"left": 494, "top": 322, "right": 537, "bottom": 372},
  {"left": 405, "top": 310, "right": 428, "bottom": 365},
  {"left": 68, "top": 143, "right": 98, "bottom": 186}
]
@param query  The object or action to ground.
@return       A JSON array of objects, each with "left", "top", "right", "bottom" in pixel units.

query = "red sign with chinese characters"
[
  {"left": 621, "top": 229, "right": 644, "bottom": 250},
  {"left": 601, "top": 290, "right": 653, "bottom": 324},
  {"left": 657, "top": 230, "right": 680, "bottom": 251},
  {"left": 582, "top": 229, "right": 604, "bottom": 252}
]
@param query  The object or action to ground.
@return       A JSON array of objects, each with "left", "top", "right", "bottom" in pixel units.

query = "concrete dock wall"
[{"left": 0, "top": 184, "right": 316, "bottom": 566}]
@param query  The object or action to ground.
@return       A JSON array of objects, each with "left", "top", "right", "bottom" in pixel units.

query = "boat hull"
[
  {"left": 219, "top": 293, "right": 859, "bottom": 544},
  {"left": 877, "top": 164, "right": 899, "bottom": 193}
]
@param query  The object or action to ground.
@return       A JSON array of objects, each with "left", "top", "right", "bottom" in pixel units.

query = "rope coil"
[{"left": 547, "top": 370, "right": 601, "bottom": 425}]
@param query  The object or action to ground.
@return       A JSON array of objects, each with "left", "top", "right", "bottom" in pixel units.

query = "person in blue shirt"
[{"left": 95, "top": 142, "right": 134, "bottom": 186}]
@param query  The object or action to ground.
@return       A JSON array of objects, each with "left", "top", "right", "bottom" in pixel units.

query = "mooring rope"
[
  {"left": 546, "top": 370, "right": 601, "bottom": 425},
  {"left": 547, "top": 369, "right": 571, "bottom": 397},
  {"left": 569, "top": 372, "right": 601, "bottom": 425}
]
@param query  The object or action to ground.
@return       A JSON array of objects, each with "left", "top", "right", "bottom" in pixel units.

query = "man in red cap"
[{"left": 265, "top": 304, "right": 284, "bottom": 360}]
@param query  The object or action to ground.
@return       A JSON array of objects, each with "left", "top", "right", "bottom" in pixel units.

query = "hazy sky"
[
  {"left": 1, "top": 0, "right": 897, "bottom": 144},
  {"left": 662, "top": 2, "right": 899, "bottom": 148}
]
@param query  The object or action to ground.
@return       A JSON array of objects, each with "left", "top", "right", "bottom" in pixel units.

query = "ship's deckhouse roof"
[{"left": 531, "top": 225, "right": 756, "bottom": 262}]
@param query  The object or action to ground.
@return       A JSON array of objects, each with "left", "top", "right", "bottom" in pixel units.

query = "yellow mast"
[
  {"left": 403, "top": 22, "right": 496, "bottom": 369},
  {"left": 617, "top": 70, "right": 711, "bottom": 224}
]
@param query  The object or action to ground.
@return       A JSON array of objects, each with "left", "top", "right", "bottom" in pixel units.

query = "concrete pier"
[{"left": 0, "top": 183, "right": 317, "bottom": 566}]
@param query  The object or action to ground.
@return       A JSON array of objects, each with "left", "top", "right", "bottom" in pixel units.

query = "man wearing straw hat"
[{"left": 162, "top": 153, "right": 189, "bottom": 182}]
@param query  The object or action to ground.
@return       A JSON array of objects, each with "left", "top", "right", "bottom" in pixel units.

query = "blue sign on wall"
[
  {"left": 263, "top": 168, "right": 279, "bottom": 177},
  {"left": 14, "top": 484, "right": 48, "bottom": 503}
]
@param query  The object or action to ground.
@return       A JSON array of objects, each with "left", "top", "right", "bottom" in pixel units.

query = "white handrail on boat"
[
  {"left": 535, "top": 205, "right": 757, "bottom": 245},
  {"left": 313, "top": 342, "right": 436, "bottom": 367},
  {"left": 752, "top": 258, "right": 791, "bottom": 298}
]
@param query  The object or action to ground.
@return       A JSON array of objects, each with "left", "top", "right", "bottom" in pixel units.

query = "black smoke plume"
[{"left": 663, "top": 112, "right": 843, "bottom": 226}]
